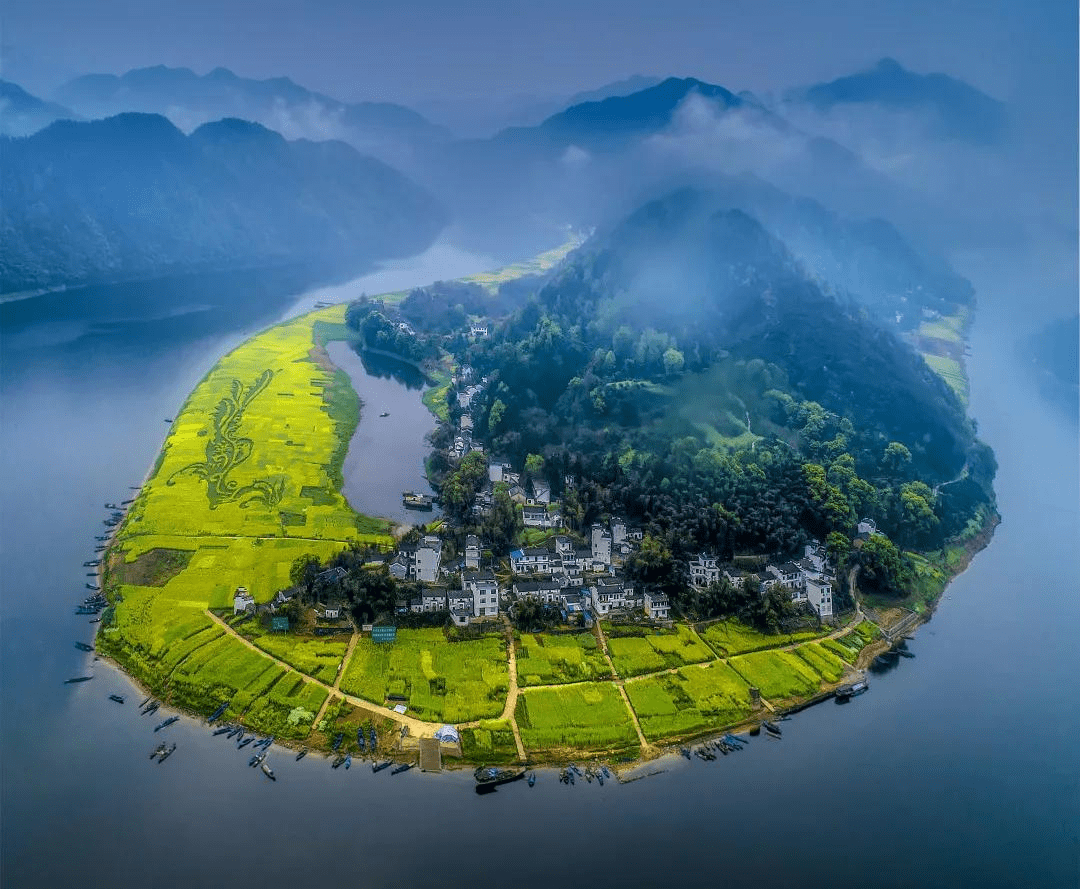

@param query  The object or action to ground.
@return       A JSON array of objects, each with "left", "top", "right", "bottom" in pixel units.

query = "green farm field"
[
  {"left": 240, "top": 620, "right": 350, "bottom": 684},
  {"left": 100, "top": 303, "right": 392, "bottom": 736},
  {"left": 701, "top": 619, "right": 826, "bottom": 657},
  {"left": 460, "top": 719, "right": 520, "bottom": 764},
  {"left": 605, "top": 624, "right": 713, "bottom": 676},
  {"left": 516, "top": 683, "right": 638, "bottom": 755},
  {"left": 727, "top": 650, "right": 825, "bottom": 701},
  {"left": 624, "top": 661, "right": 753, "bottom": 741},
  {"left": 338, "top": 629, "right": 509, "bottom": 723},
  {"left": 516, "top": 632, "right": 612, "bottom": 685}
]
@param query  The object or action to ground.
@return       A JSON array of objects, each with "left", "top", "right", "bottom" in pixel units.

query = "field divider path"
[
  {"left": 594, "top": 619, "right": 649, "bottom": 754},
  {"left": 496, "top": 614, "right": 526, "bottom": 762},
  {"left": 311, "top": 620, "right": 361, "bottom": 728}
]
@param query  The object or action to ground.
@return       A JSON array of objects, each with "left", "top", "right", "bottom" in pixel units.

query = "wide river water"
[{"left": 1, "top": 246, "right": 1076, "bottom": 889}]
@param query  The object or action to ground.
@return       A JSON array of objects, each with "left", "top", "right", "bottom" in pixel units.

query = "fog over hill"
[
  {"left": 0, "top": 79, "right": 77, "bottom": 136},
  {"left": 54, "top": 65, "right": 450, "bottom": 173}
]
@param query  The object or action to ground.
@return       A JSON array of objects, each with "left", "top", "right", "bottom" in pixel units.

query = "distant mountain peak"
[
  {"left": 794, "top": 58, "right": 1007, "bottom": 143},
  {"left": 874, "top": 57, "right": 904, "bottom": 72},
  {"left": 537, "top": 76, "right": 741, "bottom": 144}
]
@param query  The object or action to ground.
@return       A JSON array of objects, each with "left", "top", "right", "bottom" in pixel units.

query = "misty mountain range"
[
  {"left": 788, "top": 57, "right": 1008, "bottom": 144},
  {"left": 1, "top": 58, "right": 1009, "bottom": 297},
  {"left": 0, "top": 114, "right": 445, "bottom": 293}
]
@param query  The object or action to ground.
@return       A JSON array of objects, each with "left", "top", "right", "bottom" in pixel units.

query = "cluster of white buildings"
[
  {"left": 688, "top": 540, "right": 836, "bottom": 618},
  {"left": 382, "top": 506, "right": 669, "bottom": 626}
]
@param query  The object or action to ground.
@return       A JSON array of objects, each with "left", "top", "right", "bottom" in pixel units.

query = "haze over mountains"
[
  {"left": 1, "top": 114, "right": 446, "bottom": 293},
  {"left": 2, "top": 56, "right": 1065, "bottom": 324},
  {"left": 788, "top": 57, "right": 1009, "bottom": 144},
  {"left": 0, "top": 79, "right": 78, "bottom": 136}
]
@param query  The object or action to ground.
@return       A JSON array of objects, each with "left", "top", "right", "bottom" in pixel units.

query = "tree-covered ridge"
[
  {"left": 431, "top": 190, "right": 995, "bottom": 605},
  {"left": 0, "top": 113, "right": 447, "bottom": 294}
]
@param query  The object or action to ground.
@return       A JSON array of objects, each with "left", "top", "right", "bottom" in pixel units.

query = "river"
[{"left": 0, "top": 247, "right": 1076, "bottom": 889}]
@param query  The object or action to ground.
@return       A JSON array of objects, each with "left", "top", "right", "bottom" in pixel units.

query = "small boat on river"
[
  {"left": 475, "top": 766, "right": 526, "bottom": 793},
  {"left": 154, "top": 716, "right": 179, "bottom": 732},
  {"left": 109, "top": 694, "right": 125, "bottom": 704},
  {"left": 372, "top": 760, "right": 392, "bottom": 773},
  {"left": 762, "top": 720, "right": 782, "bottom": 736},
  {"left": 157, "top": 743, "right": 176, "bottom": 763},
  {"left": 391, "top": 763, "right": 413, "bottom": 775},
  {"left": 75, "top": 642, "right": 94, "bottom": 652},
  {"left": 835, "top": 679, "right": 869, "bottom": 700},
  {"left": 64, "top": 676, "right": 93, "bottom": 684},
  {"left": 208, "top": 702, "right": 229, "bottom": 723},
  {"left": 379, "top": 412, "right": 390, "bottom": 418},
  {"left": 528, "top": 773, "right": 536, "bottom": 787},
  {"left": 331, "top": 733, "right": 343, "bottom": 751},
  {"left": 344, "top": 754, "right": 352, "bottom": 770},
  {"left": 295, "top": 748, "right": 308, "bottom": 761},
  {"left": 238, "top": 737, "right": 253, "bottom": 749},
  {"left": 402, "top": 491, "right": 434, "bottom": 510},
  {"left": 331, "top": 755, "right": 347, "bottom": 769},
  {"left": 261, "top": 763, "right": 276, "bottom": 781},
  {"left": 150, "top": 742, "right": 168, "bottom": 760},
  {"left": 212, "top": 726, "right": 232, "bottom": 736}
]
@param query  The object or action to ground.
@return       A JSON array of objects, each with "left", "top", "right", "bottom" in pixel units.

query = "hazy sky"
[{"left": 3, "top": 0, "right": 1076, "bottom": 109}]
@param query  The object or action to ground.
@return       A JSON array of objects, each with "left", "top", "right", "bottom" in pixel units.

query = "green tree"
[
  {"left": 825, "top": 531, "right": 851, "bottom": 568},
  {"left": 289, "top": 554, "right": 322, "bottom": 601},
  {"left": 883, "top": 441, "right": 913, "bottom": 473},
  {"left": 488, "top": 398, "right": 507, "bottom": 435},
  {"left": 856, "top": 534, "right": 905, "bottom": 595},
  {"left": 899, "top": 480, "right": 939, "bottom": 542},
  {"left": 524, "top": 453, "right": 545, "bottom": 478},
  {"left": 662, "top": 347, "right": 685, "bottom": 375}
]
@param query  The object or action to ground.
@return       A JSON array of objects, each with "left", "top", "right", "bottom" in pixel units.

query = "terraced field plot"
[
  {"left": 727, "top": 650, "right": 825, "bottom": 701},
  {"left": 625, "top": 662, "right": 753, "bottom": 741},
  {"left": 605, "top": 624, "right": 713, "bottom": 677},
  {"left": 701, "top": 619, "right": 825, "bottom": 656},
  {"left": 339, "top": 629, "right": 508, "bottom": 723},
  {"left": 821, "top": 620, "right": 880, "bottom": 664},
  {"left": 516, "top": 632, "right": 611, "bottom": 685},
  {"left": 793, "top": 642, "right": 847, "bottom": 683},
  {"left": 516, "top": 683, "right": 638, "bottom": 755},
  {"left": 241, "top": 621, "right": 351, "bottom": 684}
]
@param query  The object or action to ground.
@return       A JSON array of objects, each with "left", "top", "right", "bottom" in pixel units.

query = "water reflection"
[
  {"left": 355, "top": 347, "right": 429, "bottom": 390},
  {"left": 326, "top": 340, "right": 441, "bottom": 524}
]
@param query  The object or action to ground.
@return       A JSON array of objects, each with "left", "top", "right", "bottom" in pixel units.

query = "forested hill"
[
  {"left": 453, "top": 189, "right": 995, "bottom": 576},
  {"left": 0, "top": 114, "right": 447, "bottom": 294}
]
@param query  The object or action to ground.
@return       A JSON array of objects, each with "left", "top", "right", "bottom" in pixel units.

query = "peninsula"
[{"left": 98, "top": 202, "right": 997, "bottom": 769}]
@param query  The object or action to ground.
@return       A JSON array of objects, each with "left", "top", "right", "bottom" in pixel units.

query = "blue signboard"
[
  {"left": 271, "top": 616, "right": 289, "bottom": 632},
  {"left": 371, "top": 625, "right": 397, "bottom": 643}
]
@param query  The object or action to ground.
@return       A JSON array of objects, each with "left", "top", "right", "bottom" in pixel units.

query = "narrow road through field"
[
  {"left": 311, "top": 620, "right": 360, "bottom": 728},
  {"left": 493, "top": 614, "right": 526, "bottom": 761},
  {"left": 594, "top": 619, "right": 650, "bottom": 754},
  {"left": 206, "top": 610, "right": 441, "bottom": 738}
]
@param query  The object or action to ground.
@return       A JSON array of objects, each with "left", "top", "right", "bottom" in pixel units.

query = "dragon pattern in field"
[{"left": 167, "top": 369, "right": 285, "bottom": 509}]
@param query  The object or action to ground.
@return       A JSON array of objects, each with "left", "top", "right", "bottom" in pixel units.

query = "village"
[{"left": 235, "top": 426, "right": 865, "bottom": 633}]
